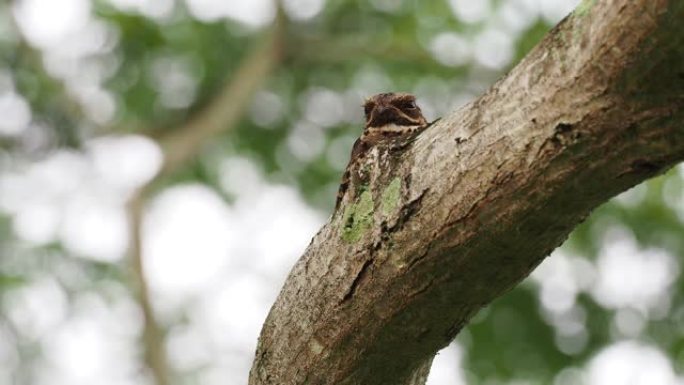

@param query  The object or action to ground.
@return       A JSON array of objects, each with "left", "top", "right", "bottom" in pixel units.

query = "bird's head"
[{"left": 363, "top": 92, "right": 427, "bottom": 130}]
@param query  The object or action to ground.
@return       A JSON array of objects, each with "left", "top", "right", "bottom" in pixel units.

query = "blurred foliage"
[{"left": 1, "top": 0, "right": 683, "bottom": 384}]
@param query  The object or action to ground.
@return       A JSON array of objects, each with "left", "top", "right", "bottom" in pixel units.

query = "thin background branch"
[{"left": 125, "top": 9, "right": 285, "bottom": 385}]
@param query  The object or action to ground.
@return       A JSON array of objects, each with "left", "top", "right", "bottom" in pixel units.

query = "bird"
[{"left": 334, "top": 92, "right": 431, "bottom": 212}]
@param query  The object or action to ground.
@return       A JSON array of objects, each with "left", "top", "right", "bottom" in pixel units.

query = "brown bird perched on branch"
[{"left": 334, "top": 92, "right": 433, "bottom": 212}]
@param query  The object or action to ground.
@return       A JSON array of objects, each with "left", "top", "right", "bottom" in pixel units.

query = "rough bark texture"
[{"left": 250, "top": 1, "right": 684, "bottom": 384}]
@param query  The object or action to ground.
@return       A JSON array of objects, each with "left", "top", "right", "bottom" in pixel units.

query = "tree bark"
[{"left": 250, "top": 1, "right": 684, "bottom": 384}]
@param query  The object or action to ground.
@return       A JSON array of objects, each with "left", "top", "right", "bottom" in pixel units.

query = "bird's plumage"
[{"left": 334, "top": 92, "right": 429, "bottom": 212}]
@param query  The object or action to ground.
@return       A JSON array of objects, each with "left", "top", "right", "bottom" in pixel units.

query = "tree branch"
[
  {"left": 127, "top": 193, "right": 170, "bottom": 385},
  {"left": 250, "top": 1, "right": 684, "bottom": 384},
  {"left": 157, "top": 12, "right": 284, "bottom": 176},
  {"left": 124, "top": 11, "right": 285, "bottom": 385}
]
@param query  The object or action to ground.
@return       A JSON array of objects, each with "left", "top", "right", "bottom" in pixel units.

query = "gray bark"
[{"left": 250, "top": 1, "right": 684, "bottom": 384}]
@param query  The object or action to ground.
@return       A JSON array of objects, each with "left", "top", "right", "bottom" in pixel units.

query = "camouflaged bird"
[{"left": 334, "top": 92, "right": 431, "bottom": 212}]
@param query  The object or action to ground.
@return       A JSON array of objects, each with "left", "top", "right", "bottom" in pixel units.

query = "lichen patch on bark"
[
  {"left": 340, "top": 190, "right": 375, "bottom": 242},
  {"left": 381, "top": 177, "right": 403, "bottom": 216}
]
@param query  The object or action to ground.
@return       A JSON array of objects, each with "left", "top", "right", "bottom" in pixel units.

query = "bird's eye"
[
  {"left": 405, "top": 101, "right": 417, "bottom": 109},
  {"left": 363, "top": 103, "right": 374, "bottom": 116}
]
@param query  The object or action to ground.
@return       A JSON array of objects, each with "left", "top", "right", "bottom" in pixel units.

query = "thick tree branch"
[{"left": 250, "top": 1, "right": 684, "bottom": 384}]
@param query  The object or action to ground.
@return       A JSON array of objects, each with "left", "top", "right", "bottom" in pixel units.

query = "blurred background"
[{"left": 0, "top": 0, "right": 683, "bottom": 384}]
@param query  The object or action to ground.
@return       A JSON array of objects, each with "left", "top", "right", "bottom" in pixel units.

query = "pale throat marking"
[{"left": 366, "top": 123, "right": 423, "bottom": 135}]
